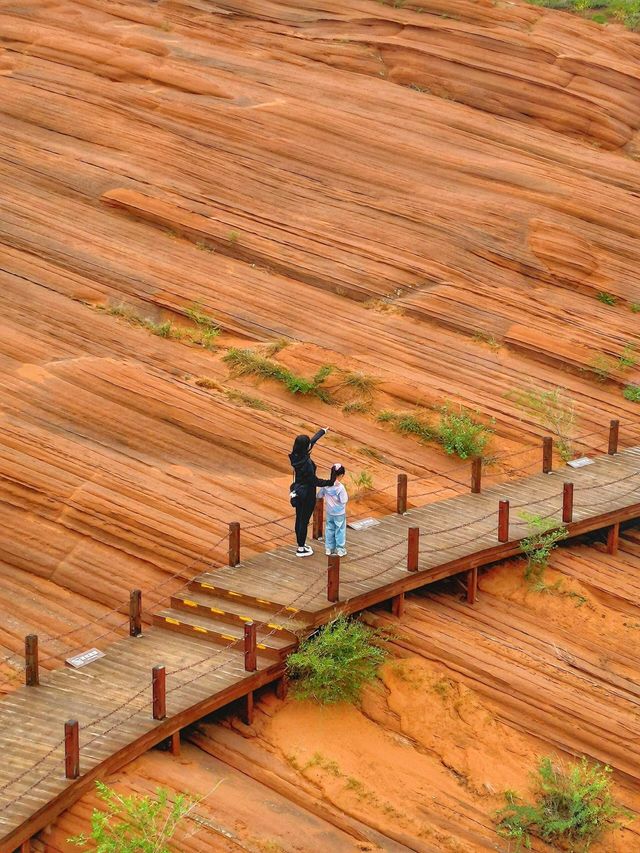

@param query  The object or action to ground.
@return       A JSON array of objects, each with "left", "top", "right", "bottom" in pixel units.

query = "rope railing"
[
  {"left": 1, "top": 419, "right": 640, "bottom": 815},
  {"left": 0, "top": 418, "right": 638, "bottom": 681}
]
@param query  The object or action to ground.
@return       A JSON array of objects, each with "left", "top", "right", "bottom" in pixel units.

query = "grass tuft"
[
  {"left": 596, "top": 291, "right": 617, "bottom": 305},
  {"left": 348, "top": 470, "right": 374, "bottom": 495},
  {"left": 339, "top": 370, "right": 380, "bottom": 400},
  {"left": 223, "top": 348, "right": 333, "bottom": 400},
  {"left": 623, "top": 385, "right": 640, "bottom": 403}
]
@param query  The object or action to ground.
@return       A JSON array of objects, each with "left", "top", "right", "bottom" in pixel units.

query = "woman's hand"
[{"left": 322, "top": 427, "right": 330, "bottom": 434}]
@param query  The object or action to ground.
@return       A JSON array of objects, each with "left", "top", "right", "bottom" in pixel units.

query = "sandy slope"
[{"left": 42, "top": 533, "right": 640, "bottom": 851}]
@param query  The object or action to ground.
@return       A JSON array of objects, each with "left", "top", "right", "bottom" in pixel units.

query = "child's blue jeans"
[{"left": 325, "top": 514, "right": 347, "bottom": 553}]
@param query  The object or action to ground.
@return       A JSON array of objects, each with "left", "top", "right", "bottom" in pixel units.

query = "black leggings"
[{"left": 295, "top": 489, "right": 316, "bottom": 548}]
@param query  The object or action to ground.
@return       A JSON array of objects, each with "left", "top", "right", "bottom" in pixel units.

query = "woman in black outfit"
[{"left": 289, "top": 428, "right": 336, "bottom": 557}]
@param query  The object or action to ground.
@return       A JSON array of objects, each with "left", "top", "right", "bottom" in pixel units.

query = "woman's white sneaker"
[{"left": 296, "top": 545, "right": 314, "bottom": 557}]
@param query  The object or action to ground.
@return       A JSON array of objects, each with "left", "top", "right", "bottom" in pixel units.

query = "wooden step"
[
  {"left": 190, "top": 572, "right": 314, "bottom": 619},
  {"left": 170, "top": 591, "right": 305, "bottom": 638},
  {"left": 153, "top": 609, "right": 298, "bottom": 660}
]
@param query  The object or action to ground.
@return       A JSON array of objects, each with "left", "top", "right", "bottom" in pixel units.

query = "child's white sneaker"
[
  {"left": 336, "top": 548, "right": 347, "bottom": 557},
  {"left": 296, "top": 545, "right": 313, "bottom": 558},
  {"left": 325, "top": 550, "right": 333, "bottom": 556}
]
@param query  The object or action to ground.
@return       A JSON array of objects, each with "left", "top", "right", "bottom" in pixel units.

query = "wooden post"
[
  {"left": 25, "top": 634, "right": 39, "bottom": 687},
  {"left": 562, "top": 482, "right": 574, "bottom": 524},
  {"left": 327, "top": 555, "right": 340, "bottom": 602},
  {"left": 396, "top": 473, "right": 408, "bottom": 514},
  {"left": 20, "top": 840, "right": 31, "bottom": 853},
  {"left": 542, "top": 436, "right": 553, "bottom": 474},
  {"left": 608, "top": 419, "right": 619, "bottom": 455},
  {"left": 407, "top": 527, "right": 419, "bottom": 572},
  {"left": 129, "top": 589, "right": 142, "bottom": 637},
  {"left": 471, "top": 457, "right": 482, "bottom": 494},
  {"left": 275, "top": 675, "right": 288, "bottom": 700},
  {"left": 229, "top": 522, "right": 240, "bottom": 567},
  {"left": 64, "top": 720, "right": 79, "bottom": 779},
  {"left": 497, "top": 500, "right": 509, "bottom": 543},
  {"left": 170, "top": 731, "right": 181, "bottom": 756},
  {"left": 243, "top": 690, "right": 255, "bottom": 725},
  {"left": 391, "top": 593, "right": 405, "bottom": 617},
  {"left": 607, "top": 522, "right": 620, "bottom": 556},
  {"left": 312, "top": 497, "right": 324, "bottom": 539},
  {"left": 466, "top": 567, "right": 478, "bottom": 605},
  {"left": 244, "top": 621, "right": 257, "bottom": 672},
  {"left": 152, "top": 665, "right": 166, "bottom": 721}
]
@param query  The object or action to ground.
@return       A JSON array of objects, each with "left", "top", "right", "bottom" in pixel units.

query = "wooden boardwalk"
[{"left": 1, "top": 445, "right": 640, "bottom": 851}]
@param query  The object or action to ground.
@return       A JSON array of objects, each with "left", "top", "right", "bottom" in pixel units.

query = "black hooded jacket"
[{"left": 289, "top": 429, "right": 336, "bottom": 491}]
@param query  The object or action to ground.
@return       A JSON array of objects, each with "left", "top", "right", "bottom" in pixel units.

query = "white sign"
[
  {"left": 567, "top": 457, "right": 594, "bottom": 469},
  {"left": 348, "top": 518, "right": 381, "bottom": 531},
  {"left": 66, "top": 648, "right": 105, "bottom": 669}
]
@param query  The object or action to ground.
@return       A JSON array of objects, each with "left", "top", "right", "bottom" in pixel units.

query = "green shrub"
[
  {"left": 507, "top": 386, "right": 575, "bottom": 461},
  {"left": 223, "top": 348, "right": 332, "bottom": 400},
  {"left": 68, "top": 781, "right": 200, "bottom": 852},
  {"left": 519, "top": 512, "right": 567, "bottom": 582},
  {"left": 287, "top": 616, "right": 387, "bottom": 704},
  {"left": 496, "top": 756, "right": 631, "bottom": 851},
  {"left": 435, "top": 404, "right": 493, "bottom": 459},
  {"left": 623, "top": 385, "right": 640, "bottom": 403},
  {"left": 597, "top": 292, "right": 617, "bottom": 305},
  {"left": 630, "top": 303, "right": 640, "bottom": 314}
]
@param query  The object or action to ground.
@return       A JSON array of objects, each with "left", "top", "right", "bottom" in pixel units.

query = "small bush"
[
  {"left": 596, "top": 291, "right": 617, "bottom": 305},
  {"left": 435, "top": 404, "right": 493, "bottom": 460},
  {"left": 519, "top": 511, "right": 567, "bottom": 582},
  {"left": 68, "top": 781, "right": 200, "bottom": 852},
  {"left": 623, "top": 385, "right": 640, "bottom": 403},
  {"left": 630, "top": 303, "right": 640, "bottom": 314},
  {"left": 496, "top": 756, "right": 631, "bottom": 851},
  {"left": 507, "top": 386, "right": 575, "bottom": 462},
  {"left": 287, "top": 616, "right": 387, "bottom": 704}
]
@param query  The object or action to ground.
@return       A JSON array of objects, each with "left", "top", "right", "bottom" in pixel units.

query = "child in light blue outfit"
[{"left": 318, "top": 464, "right": 349, "bottom": 557}]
